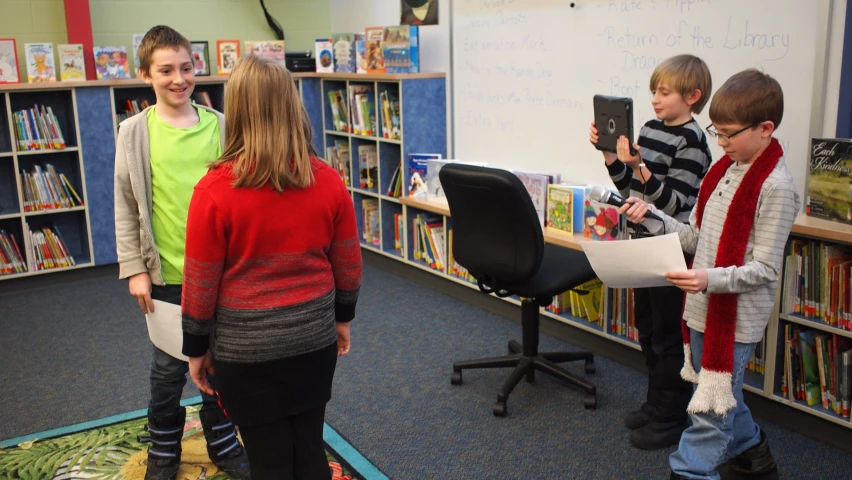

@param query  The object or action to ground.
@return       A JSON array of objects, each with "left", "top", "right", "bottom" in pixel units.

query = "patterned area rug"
[{"left": 0, "top": 405, "right": 374, "bottom": 479}]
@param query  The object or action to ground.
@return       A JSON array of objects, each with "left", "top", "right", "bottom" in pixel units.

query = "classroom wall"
[{"left": 1, "top": 0, "right": 332, "bottom": 78}]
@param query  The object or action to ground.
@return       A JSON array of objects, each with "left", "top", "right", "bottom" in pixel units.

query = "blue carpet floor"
[{"left": 1, "top": 263, "right": 851, "bottom": 479}]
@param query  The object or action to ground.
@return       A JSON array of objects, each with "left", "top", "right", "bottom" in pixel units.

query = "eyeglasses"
[{"left": 705, "top": 124, "right": 757, "bottom": 141}]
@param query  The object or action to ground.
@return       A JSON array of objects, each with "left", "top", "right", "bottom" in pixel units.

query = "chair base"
[{"left": 451, "top": 339, "right": 597, "bottom": 416}]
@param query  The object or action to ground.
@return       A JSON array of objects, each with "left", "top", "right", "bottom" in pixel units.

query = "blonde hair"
[
  {"left": 212, "top": 55, "right": 316, "bottom": 191},
  {"left": 137, "top": 25, "right": 192, "bottom": 76},
  {"left": 649, "top": 54, "right": 712, "bottom": 114},
  {"left": 709, "top": 69, "right": 784, "bottom": 130}
]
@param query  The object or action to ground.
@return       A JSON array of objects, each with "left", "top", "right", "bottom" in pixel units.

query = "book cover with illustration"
[
  {"left": 355, "top": 33, "right": 367, "bottom": 74},
  {"left": 408, "top": 153, "right": 442, "bottom": 198},
  {"left": 93, "top": 46, "right": 130, "bottom": 80},
  {"left": 583, "top": 197, "right": 621, "bottom": 241},
  {"left": 332, "top": 33, "right": 356, "bottom": 73},
  {"left": 217, "top": 40, "right": 240, "bottom": 75},
  {"left": 383, "top": 25, "right": 419, "bottom": 74},
  {"left": 0, "top": 38, "right": 20, "bottom": 83},
  {"left": 315, "top": 38, "right": 334, "bottom": 72},
  {"left": 132, "top": 33, "right": 144, "bottom": 76},
  {"left": 245, "top": 40, "right": 286, "bottom": 66},
  {"left": 546, "top": 184, "right": 574, "bottom": 233},
  {"left": 25, "top": 43, "right": 56, "bottom": 82},
  {"left": 358, "top": 144, "right": 378, "bottom": 189},
  {"left": 365, "top": 27, "right": 385, "bottom": 73},
  {"left": 58, "top": 44, "right": 85, "bottom": 80},
  {"left": 806, "top": 138, "right": 852, "bottom": 225},
  {"left": 191, "top": 41, "right": 210, "bottom": 76}
]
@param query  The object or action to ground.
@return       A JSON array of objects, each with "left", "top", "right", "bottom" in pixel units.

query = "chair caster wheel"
[
  {"left": 493, "top": 401, "right": 507, "bottom": 417},
  {"left": 451, "top": 371, "right": 462, "bottom": 385},
  {"left": 585, "top": 359, "right": 596, "bottom": 374},
  {"left": 584, "top": 393, "right": 597, "bottom": 409}
]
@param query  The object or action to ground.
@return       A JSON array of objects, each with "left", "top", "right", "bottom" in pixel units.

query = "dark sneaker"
[
  {"left": 728, "top": 431, "right": 779, "bottom": 480},
  {"left": 139, "top": 407, "right": 185, "bottom": 480},
  {"left": 624, "top": 402, "right": 656, "bottom": 430},
  {"left": 199, "top": 405, "right": 251, "bottom": 479}
]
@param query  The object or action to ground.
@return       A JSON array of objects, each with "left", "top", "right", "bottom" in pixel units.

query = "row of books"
[
  {"left": 115, "top": 99, "right": 152, "bottom": 123},
  {"left": 28, "top": 224, "right": 76, "bottom": 271},
  {"left": 13, "top": 105, "right": 67, "bottom": 151},
  {"left": 412, "top": 212, "right": 444, "bottom": 271},
  {"left": 20, "top": 164, "right": 84, "bottom": 211},
  {"left": 781, "top": 238, "right": 852, "bottom": 329},
  {"left": 361, "top": 199, "right": 380, "bottom": 247},
  {"left": 390, "top": 212, "right": 404, "bottom": 256},
  {"left": 782, "top": 324, "right": 852, "bottom": 417},
  {"left": 326, "top": 85, "right": 401, "bottom": 140},
  {"left": 316, "top": 26, "right": 420, "bottom": 75},
  {"left": 327, "top": 139, "right": 351, "bottom": 186},
  {"left": 385, "top": 161, "right": 404, "bottom": 198},
  {"left": 0, "top": 230, "right": 26, "bottom": 275}
]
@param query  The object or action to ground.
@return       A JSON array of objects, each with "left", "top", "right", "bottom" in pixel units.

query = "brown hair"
[
  {"left": 211, "top": 55, "right": 316, "bottom": 191},
  {"left": 137, "top": 25, "right": 192, "bottom": 76},
  {"left": 649, "top": 54, "right": 712, "bottom": 114},
  {"left": 709, "top": 69, "right": 784, "bottom": 130}
]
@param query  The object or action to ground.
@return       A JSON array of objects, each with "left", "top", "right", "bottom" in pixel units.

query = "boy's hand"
[
  {"left": 617, "top": 135, "right": 642, "bottom": 169},
  {"left": 590, "top": 121, "right": 617, "bottom": 164},
  {"left": 666, "top": 270, "right": 709, "bottom": 294},
  {"left": 129, "top": 272, "right": 155, "bottom": 314},
  {"left": 336, "top": 322, "right": 351, "bottom": 356},
  {"left": 617, "top": 197, "right": 652, "bottom": 224}
]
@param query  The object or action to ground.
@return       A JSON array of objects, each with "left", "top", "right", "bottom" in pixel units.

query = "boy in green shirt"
[{"left": 113, "top": 25, "right": 249, "bottom": 480}]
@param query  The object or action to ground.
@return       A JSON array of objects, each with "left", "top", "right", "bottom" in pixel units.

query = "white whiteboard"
[{"left": 451, "top": 0, "right": 833, "bottom": 196}]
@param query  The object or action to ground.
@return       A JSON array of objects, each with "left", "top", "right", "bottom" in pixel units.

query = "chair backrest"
[{"left": 439, "top": 164, "right": 544, "bottom": 285}]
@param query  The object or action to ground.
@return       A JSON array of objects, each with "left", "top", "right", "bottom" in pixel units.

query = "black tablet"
[{"left": 593, "top": 94, "right": 636, "bottom": 156}]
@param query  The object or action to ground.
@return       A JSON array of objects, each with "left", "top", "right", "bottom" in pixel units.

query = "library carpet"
[{"left": 0, "top": 401, "right": 381, "bottom": 479}]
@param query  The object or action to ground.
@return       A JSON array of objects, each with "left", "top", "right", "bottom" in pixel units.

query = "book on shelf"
[
  {"left": 357, "top": 145, "right": 378, "bottom": 189},
  {"left": 782, "top": 323, "right": 852, "bottom": 417},
  {"left": 245, "top": 40, "right": 286, "bottom": 66},
  {"left": 25, "top": 224, "right": 76, "bottom": 271},
  {"left": 383, "top": 25, "right": 419, "bottom": 74},
  {"left": 380, "top": 90, "right": 401, "bottom": 140},
  {"left": 327, "top": 90, "right": 350, "bottom": 132},
  {"left": 217, "top": 40, "right": 240, "bottom": 75},
  {"left": 584, "top": 195, "right": 622, "bottom": 241},
  {"left": 412, "top": 212, "right": 444, "bottom": 270},
  {"left": 0, "top": 230, "right": 27, "bottom": 275},
  {"left": 13, "top": 105, "right": 67, "bottom": 151},
  {"left": 25, "top": 43, "right": 56, "bottom": 83},
  {"left": 332, "top": 33, "right": 357, "bottom": 73},
  {"left": 545, "top": 184, "right": 574, "bottom": 233},
  {"left": 782, "top": 238, "right": 852, "bottom": 329},
  {"left": 361, "top": 199, "right": 380, "bottom": 246},
  {"left": 355, "top": 33, "right": 367, "bottom": 74},
  {"left": 327, "top": 139, "right": 351, "bottom": 186},
  {"left": 58, "top": 44, "right": 86, "bottom": 80},
  {"left": 365, "top": 27, "right": 386, "bottom": 73},
  {"left": 191, "top": 41, "right": 210, "bottom": 76},
  {"left": 387, "top": 161, "right": 404, "bottom": 197},
  {"left": 447, "top": 228, "right": 477, "bottom": 284},
  {"left": 0, "top": 38, "right": 21, "bottom": 84},
  {"left": 315, "top": 38, "right": 334, "bottom": 73},
  {"left": 93, "top": 46, "right": 130, "bottom": 80},
  {"left": 426, "top": 160, "right": 488, "bottom": 204},
  {"left": 407, "top": 153, "right": 441, "bottom": 198},
  {"left": 513, "top": 170, "right": 561, "bottom": 228},
  {"left": 20, "top": 164, "right": 83, "bottom": 211},
  {"left": 806, "top": 139, "right": 852, "bottom": 226},
  {"left": 132, "top": 34, "right": 145, "bottom": 77},
  {"left": 348, "top": 84, "right": 376, "bottom": 136},
  {"left": 116, "top": 98, "right": 152, "bottom": 123}
]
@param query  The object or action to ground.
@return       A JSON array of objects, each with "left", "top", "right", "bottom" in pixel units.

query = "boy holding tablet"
[{"left": 590, "top": 54, "right": 712, "bottom": 450}]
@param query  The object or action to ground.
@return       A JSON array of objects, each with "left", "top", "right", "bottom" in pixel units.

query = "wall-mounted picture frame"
[{"left": 191, "top": 41, "right": 210, "bottom": 76}]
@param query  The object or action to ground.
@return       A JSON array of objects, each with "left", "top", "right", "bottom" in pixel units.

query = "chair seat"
[{"left": 501, "top": 244, "right": 595, "bottom": 298}]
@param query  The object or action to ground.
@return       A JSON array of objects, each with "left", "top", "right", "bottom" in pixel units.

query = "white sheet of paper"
[
  {"left": 145, "top": 300, "right": 188, "bottom": 361},
  {"left": 580, "top": 233, "right": 688, "bottom": 288}
]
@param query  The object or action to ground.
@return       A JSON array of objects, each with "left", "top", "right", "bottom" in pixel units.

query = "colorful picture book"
[
  {"left": 355, "top": 33, "right": 367, "bottom": 74},
  {"left": 217, "top": 40, "right": 240, "bottom": 75},
  {"left": 546, "top": 184, "right": 574, "bottom": 233},
  {"left": 365, "top": 27, "right": 386, "bottom": 73},
  {"left": 58, "top": 44, "right": 85, "bottom": 80},
  {"left": 245, "top": 40, "right": 286, "bottom": 66},
  {"left": 191, "top": 41, "right": 210, "bottom": 76},
  {"left": 315, "top": 38, "right": 334, "bottom": 73},
  {"left": 93, "top": 46, "right": 130, "bottom": 80},
  {"left": 327, "top": 89, "right": 349, "bottom": 132},
  {"left": 807, "top": 138, "right": 852, "bottom": 225},
  {"left": 25, "top": 43, "right": 56, "bottom": 83},
  {"left": 383, "top": 25, "right": 419, "bottom": 74},
  {"left": 0, "top": 38, "right": 20, "bottom": 83},
  {"left": 332, "top": 33, "right": 357, "bottom": 73},
  {"left": 348, "top": 84, "right": 376, "bottom": 136},
  {"left": 408, "top": 153, "right": 442, "bottom": 198},
  {"left": 380, "top": 90, "right": 401, "bottom": 140},
  {"left": 516, "top": 171, "right": 561, "bottom": 227},
  {"left": 358, "top": 144, "right": 378, "bottom": 189},
  {"left": 132, "top": 33, "right": 145, "bottom": 77},
  {"left": 584, "top": 197, "right": 621, "bottom": 241}
]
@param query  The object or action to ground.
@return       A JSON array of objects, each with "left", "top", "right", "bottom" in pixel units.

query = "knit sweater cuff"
[
  {"left": 335, "top": 302, "right": 356, "bottom": 323},
  {"left": 705, "top": 267, "right": 727, "bottom": 293},
  {"left": 606, "top": 160, "right": 627, "bottom": 177},
  {"left": 183, "top": 333, "right": 210, "bottom": 358}
]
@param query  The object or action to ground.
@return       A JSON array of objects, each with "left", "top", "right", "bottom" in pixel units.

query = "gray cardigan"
[{"left": 113, "top": 105, "right": 226, "bottom": 285}]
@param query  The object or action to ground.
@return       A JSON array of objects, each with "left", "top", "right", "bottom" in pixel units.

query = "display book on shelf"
[{"left": 0, "top": 87, "right": 93, "bottom": 280}]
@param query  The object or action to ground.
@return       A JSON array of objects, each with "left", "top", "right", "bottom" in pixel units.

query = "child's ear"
[
  {"left": 687, "top": 89, "right": 702, "bottom": 106},
  {"left": 760, "top": 120, "right": 776, "bottom": 137}
]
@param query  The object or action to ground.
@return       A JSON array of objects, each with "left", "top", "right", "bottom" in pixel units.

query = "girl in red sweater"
[{"left": 182, "top": 55, "right": 362, "bottom": 480}]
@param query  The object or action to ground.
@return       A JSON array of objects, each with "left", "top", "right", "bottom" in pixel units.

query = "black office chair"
[{"left": 440, "top": 164, "right": 599, "bottom": 416}]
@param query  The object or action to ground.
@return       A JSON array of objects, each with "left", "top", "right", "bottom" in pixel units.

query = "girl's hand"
[
  {"left": 336, "top": 322, "right": 351, "bottom": 356},
  {"left": 189, "top": 352, "right": 215, "bottom": 395}
]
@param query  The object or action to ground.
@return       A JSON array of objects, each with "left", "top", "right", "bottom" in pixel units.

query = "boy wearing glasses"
[
  {"left": 590, "top": 54, "right": 713, "bottom": 450},
  {"left": 620, "top": 69, "right": 799, "bottom": 480}
]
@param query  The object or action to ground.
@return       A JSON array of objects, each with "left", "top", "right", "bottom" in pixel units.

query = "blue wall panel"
[
  {"left": 302, "top": 78, "right": 325, "bottom": 156},
  {"left": 401, "top": 78, "right": 447, "bottom": 160},
  {"left": 76, "top": 87, "right": 117, "bottom": 265}
]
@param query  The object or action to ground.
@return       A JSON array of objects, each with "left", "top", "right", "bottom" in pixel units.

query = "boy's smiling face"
[{"left": 142, "top": 46, "right": 195, "bottom": 110}]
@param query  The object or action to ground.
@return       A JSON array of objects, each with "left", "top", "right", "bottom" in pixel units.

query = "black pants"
[
  {"left": 633, "top": 284, "right": 691, "bottom": 392},
  {"left": 238, "top": 405, "right": 330, "bottom": 480}
]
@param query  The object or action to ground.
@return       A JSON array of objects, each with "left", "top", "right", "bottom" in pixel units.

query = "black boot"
[
  {"left": 199, "top": 405, "right": 251, "bottom": 479},
  {"left": 625, "top": 388, "right": 658, "bottom": 430},
  {"left": 139, "top": 407, "right": 186, "bottom": 480},
  {"left": 629, "top": 388, "right": 689, "bottom": 450},
  {"left": 727, "top": 430, "right": 779, "bottom": 480}
]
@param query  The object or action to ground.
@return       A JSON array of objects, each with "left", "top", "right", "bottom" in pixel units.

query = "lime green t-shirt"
[{"left": 148, "top": 106, "right": 221, "bottom": 284}]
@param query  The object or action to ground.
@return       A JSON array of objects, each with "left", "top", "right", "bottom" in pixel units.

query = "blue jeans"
[
  {"left": 669, "top": 329, "right": 761, "bottom": 480},
  {"left": 149, "top": 284, "right": 219, "bottom": 415}
]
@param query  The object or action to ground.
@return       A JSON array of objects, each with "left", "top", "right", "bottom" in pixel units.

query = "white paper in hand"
[
  {"left": 145, "top": 300, "right": 189, "bottom": 361},
  {"left": 580, "top": 233, "right": 687, "bottom": 288}
]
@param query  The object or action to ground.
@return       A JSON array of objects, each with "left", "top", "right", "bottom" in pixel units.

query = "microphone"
[{"left": 589, "top": 186, "right": 663, "bottom": 222}]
